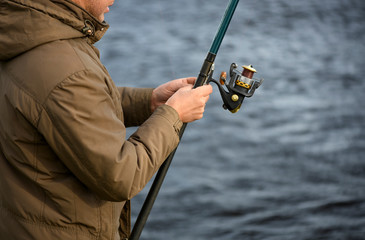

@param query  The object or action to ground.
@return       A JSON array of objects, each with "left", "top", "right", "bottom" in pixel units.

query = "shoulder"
[{"left": 5, "top": 38, "right": 106, "bottom": 103}]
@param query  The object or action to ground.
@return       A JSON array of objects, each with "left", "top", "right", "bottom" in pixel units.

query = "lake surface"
[{"left": 96, "top": 0, "right": 365, "bottom": 239}]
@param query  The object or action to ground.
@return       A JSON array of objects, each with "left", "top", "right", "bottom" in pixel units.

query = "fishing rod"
[{"left": 129, "top": 0, "right": 262, "bottom": 239}]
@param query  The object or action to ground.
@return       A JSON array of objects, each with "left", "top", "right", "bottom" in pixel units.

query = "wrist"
[{"left": 165, "top": 100, "right": 182, "bottom": 121}]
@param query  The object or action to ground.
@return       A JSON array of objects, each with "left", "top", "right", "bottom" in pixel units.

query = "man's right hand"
[{"left": 166, "top": 84, "right": 213, "bottom": 123}]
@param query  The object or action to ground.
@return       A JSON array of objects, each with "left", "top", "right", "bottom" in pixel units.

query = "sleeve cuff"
[{"left": 153, "top": 105, "right": 183, "bottom": 137}]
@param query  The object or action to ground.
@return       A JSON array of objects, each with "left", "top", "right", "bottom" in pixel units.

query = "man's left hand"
[{"left": 151, "top": 77, "right": 196, "bottom": 112}]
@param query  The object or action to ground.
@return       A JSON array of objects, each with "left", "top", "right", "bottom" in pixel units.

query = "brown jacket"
[{"left": 0, "top": 0, "right": 182, "bottom": 239}]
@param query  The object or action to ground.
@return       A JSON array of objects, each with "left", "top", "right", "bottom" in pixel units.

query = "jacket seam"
[
  {"left": 4, "top": 37, "right": 95, "bottom": 127},
  {"left": 3, "top": 70, "right": 44, "bottom": 189},
  {"left": 112, "top": 202, "right": 115, "bottom": 240},
  {"left": 32, "top": 123, "right": 39, "bottom": 183},
  {"left": 4, "top": 69, "right": 44, "bottom": 125},
  {"left": 96, "top": 196, "right": 102, "bottom": 239},
  {"left": 3, "top": 65, "right": 91, "bottom": 128},
  {"left": 36, "top": 69, "right": 92, "bottom": 127},
  {"left": 73, "top": 187, "right": 78, "bottom": 239},
  {"left": 8, "top": 0, "right": 75, "bottom": 22},
  {"left": 0, "top": 206, "right": 98, "bottom": 239},
  {"left": 68, "top": 38, "right": 89, "bottom": 70},
  {"left": 7, "top": 0, "right": 89, "bottom": 35}
]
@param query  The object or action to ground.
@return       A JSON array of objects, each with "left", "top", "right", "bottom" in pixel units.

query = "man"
[{"left": 0, "top": 0, "right": 212, "bottom": 239}]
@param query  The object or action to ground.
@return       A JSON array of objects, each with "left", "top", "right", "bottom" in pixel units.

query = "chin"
[{"left": 97, "top": 15, "right": 105, "bottom": 22}]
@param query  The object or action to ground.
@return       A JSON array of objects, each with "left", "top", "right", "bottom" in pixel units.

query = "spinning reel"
[{"left": 208, "top": 63, "right": 263, "bottom": 113}]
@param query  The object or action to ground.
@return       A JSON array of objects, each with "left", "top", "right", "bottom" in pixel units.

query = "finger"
[
  {"left": 202, "top": 94, "right": 210, "bottom": 103},
  {"left": 169, "top": 77, "right": 195, "bottom": 92},
  {"left": 179, "top": 85, "right": 194, "bottom": 91},
  {"left": 185, "top": 77, "right": 196, "bottom": 85},
  {"left": 193, "top": 84, "right": 213, "bottom": 96}
]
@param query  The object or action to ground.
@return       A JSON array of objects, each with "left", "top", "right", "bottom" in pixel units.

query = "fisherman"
[{"left": 0, "top": 0, "right": 212, "bottom": 239}]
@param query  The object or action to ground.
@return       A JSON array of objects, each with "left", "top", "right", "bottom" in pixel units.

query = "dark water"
[{"left": 96, "top": 0, "right": 365, "bottom": 239}]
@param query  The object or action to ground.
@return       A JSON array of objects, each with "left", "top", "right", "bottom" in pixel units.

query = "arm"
[{"left": 38, "top": 70, "right": 182, "bottom": 201}]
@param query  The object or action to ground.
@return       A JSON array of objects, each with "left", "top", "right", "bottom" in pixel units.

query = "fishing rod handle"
[{"left": 194, "top": 52, "right": 216, "bottom": 88}]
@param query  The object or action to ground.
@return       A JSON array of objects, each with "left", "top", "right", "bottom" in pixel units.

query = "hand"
[
  {"left": 166, "top": 84, "right": 213, "bottom": 123},
  {"left": 151, "top": 77, "right": 196, "bottom": 112}
]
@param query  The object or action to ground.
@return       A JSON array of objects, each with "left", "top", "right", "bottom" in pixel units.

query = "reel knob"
[{"left": 219, "top": 71, "right": 227, "bottom": 85}]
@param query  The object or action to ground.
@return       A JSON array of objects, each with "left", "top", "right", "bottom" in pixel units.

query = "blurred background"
[{"left": 96, "top": 0, "right": 365, "bottom": 239}]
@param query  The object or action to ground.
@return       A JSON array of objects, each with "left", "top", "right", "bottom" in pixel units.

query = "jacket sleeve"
[
  {"left": 117, "top": 87, "right": 153, "bottom": 127},
  {"left": 37, "top": 69, "right": 183, "bottom": 201}
]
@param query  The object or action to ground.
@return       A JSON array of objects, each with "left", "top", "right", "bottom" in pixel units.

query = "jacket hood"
[{"left": 0, "top": 0, "right": 109, "bottom": 61}]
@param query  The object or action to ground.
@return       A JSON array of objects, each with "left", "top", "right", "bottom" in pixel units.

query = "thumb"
[
  {"left": 178, "top": 84, "right": 194, "bottom": 92},
  {"left": 193, "top": 84, "right": 213, "bottom": 96}
]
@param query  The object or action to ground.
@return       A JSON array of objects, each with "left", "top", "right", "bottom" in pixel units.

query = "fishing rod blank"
[{"left": 129, "top": 1, "right": 240, "bottom": 239}]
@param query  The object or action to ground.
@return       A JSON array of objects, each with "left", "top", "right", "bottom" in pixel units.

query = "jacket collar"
[
  {"left": 53, "top": 0, "right": 110, "bottom": 43},
  {"left": 0, "top": 0, "right": 110, "bottom": 60}
]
